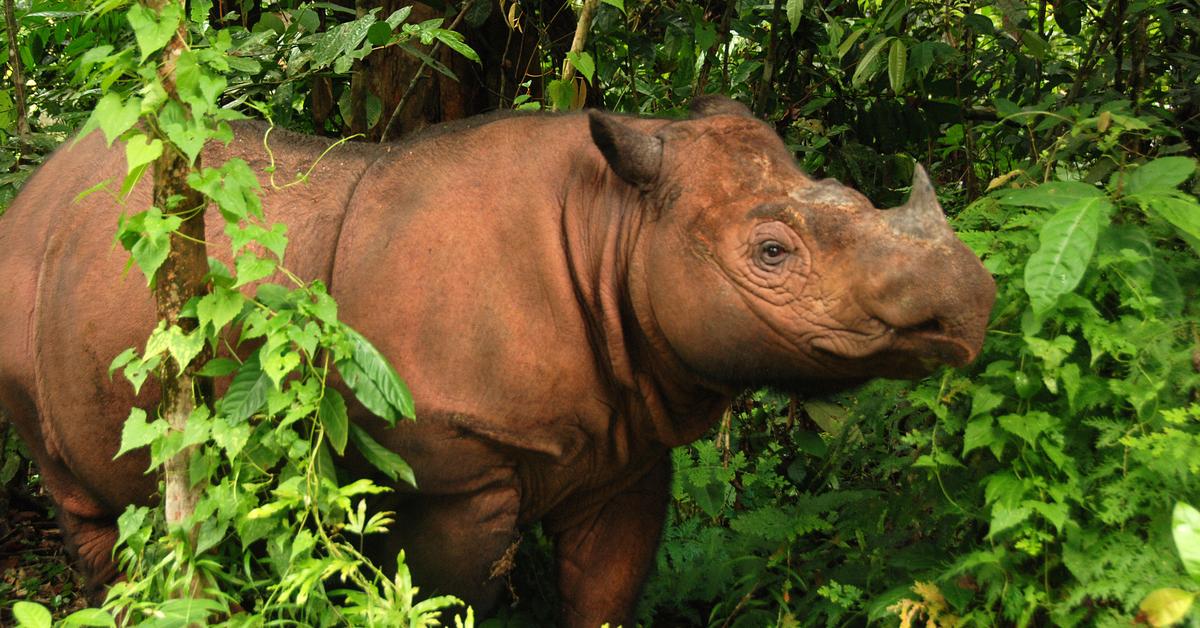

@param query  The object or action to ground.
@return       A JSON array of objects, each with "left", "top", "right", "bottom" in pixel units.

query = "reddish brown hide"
[{"left": 0, "top": 96, "right": 994, "bottom": 626}]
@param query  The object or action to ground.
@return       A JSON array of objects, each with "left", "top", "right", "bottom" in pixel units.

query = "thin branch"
[
  {"left": 4, "top": 0, "right": 28, "bottom": 138},
  {"left": 380, "top": 0, "right": 473, "bottom": 142}
]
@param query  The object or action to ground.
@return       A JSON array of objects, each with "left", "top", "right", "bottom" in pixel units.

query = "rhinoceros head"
[{"left": 588, "top": 96, "right": 996, "bottom": 387}]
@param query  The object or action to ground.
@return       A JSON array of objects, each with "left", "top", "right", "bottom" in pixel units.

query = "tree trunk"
[{"left": 143, "top": 0, "right": 208, "bottom": 577}]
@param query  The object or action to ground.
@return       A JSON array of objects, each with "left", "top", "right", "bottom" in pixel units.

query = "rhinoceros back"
[{"left": 0, "top": 123, "right": 380, "bottom": 513}]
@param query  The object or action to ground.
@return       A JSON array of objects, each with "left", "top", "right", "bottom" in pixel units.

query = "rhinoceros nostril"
[{"left": 906, "top": 318, "right": 944, "bottom": 335}]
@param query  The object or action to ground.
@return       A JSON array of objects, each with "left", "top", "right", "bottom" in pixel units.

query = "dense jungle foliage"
[{"left": 2, "top": 0, "right": 1200, "bottom": 626}]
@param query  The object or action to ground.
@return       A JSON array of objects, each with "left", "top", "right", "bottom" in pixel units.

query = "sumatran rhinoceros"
[{"left": 0, "top": 95, "right": 994, "bottom": 625}]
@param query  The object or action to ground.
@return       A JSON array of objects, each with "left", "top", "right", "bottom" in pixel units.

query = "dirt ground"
[{"left": 0, "top": 448, "right": 89, "bottom": 624}]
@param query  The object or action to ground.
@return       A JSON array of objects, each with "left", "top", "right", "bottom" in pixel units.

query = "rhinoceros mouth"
[{"left": 811, "top": 323, "right": 974, "bottom": 370}]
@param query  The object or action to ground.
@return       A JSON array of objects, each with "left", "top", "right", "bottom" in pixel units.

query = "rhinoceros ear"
[
  {"left": 588, "top": 111, "right": 663, "bottom": 188},
  {"left": 689, "top": 94, "right": 753, "bottom": 118}
]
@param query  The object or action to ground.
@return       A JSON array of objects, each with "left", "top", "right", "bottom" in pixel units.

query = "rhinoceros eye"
[{"left": 758, "top": 241, "right": 789, "bottom": 266}]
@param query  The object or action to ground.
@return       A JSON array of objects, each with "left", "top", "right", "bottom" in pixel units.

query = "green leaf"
[
  {"left": 1125, "top": 157, "right": 1196, "bottom": 196},
  {"left": 222, "top": 350, "right": 271, "bottom": 422},
  {"left": 124, "top": 134, "right": 163, "bottom": 176},
  {"left": 319, "top": 389, "right": 349, "bottom": 455},
  {"left": 81, "top": 93, "right": 141, "bottom": 146},
  {"left": 196, "top": 357, "right": 239, "bottom": 377},
  {"left": 1173, "top": 502, "right": 1200, "bottom": 582},
  {"left": 601, "top": 0, "right": 625, "bottom": 13},
  {"left": 116, "top": 407, "right": 167, "bottom": 459},
  {"left": 566, "top": 51, "right": 595, "bottom": 83},
  {"left": 1023, "top": 197, "right": 1110, "bottom": 314},
  {"left": 127, "top": 2, "right": 182, "bottom": 62},
  {"left": 786, "top": 0, "right": 804, "bottom": 33},
  {"left": 997, "top": 411, "right": 1058, "bottom": 447},
  {"left": 197, "top": 285, "right": 244, "bottom": 336},
  {"left": 434, "top": 29, "right": 479, "bottom": 63},
  {"left": 109, "top": 347, "right": 138, "bottom": 378},
  {"left": 348, "top": 423, "right": 416, "bottom": 487},
  {"left": 1142, "top": 193, "right": 1200, "bottom": 254},
  {"left": 987, "top": 502, "right": 1032, "bottom": 538},
  {"left": 13, "top": 601, "right": 52, "bottom": 628},
  {"left": 124, "top": 207, "right": 182, "bottom": 286},
  {"left": 852, "top": 36, "right": 891, "bottom": 87},
  {"left": 164, "top": 324, "right": 205, "bottom": 369},
  {"left": 60, "top": 608, "right": 117, "bottom": 627},
  {"left": 998, "top": 181, "right": 1104, "bottom": 210},
  {"left": 547, "top": 79, "right": 575, "bottom": 111},
  {"left": 336, "top": 329, "right": 414, "bottom": 424},
  {"left": 963, "top": 416, "right": 1002, "bottom": 456},
  {"left": 887, "top": 38, "right": 906, "bottom": 94},
  {"left": 233, "top": 251, "right": 276, "bottom": 288}
]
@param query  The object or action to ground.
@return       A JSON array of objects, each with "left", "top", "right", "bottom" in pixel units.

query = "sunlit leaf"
[
  {"left": 1023, "top": 197, "right": 1110, "bottom": 314},
  {"left": 1174, "top": 502, "right": 1200, "bottom": 581},
  {"left": 1138, "top": 588, "right": 1196, "bottom": 627},
  {"left": 887, "top": 38, "right": 906, "bottom": 94}
]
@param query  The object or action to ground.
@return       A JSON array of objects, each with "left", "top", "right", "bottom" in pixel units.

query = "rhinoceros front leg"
[
  {"left": 553, "top": 458, "right": 670, "bottom": 627},
  {"left": 372, "top": 480, "right": 521, "bottom": 612}
]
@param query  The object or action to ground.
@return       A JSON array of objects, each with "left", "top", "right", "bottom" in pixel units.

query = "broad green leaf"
[
  {"left": 1023, "top": 197, "right": 1110, "bottom": 314},
  {"left": 601, "top": 0, "right": 625, "bottom": 13},
  {"left": 887, "top": 38, "right": 906, "bottom": 94},
  {"left": 786, "top": 0, "right": 804, "bottom": 33},
  {"left": 998, "top": 181, "right": 1104, "bottom": 210},
  {"left": 189, "top": 159, "right": 262, "bottom": 222},
  {"left": 987, "top": 503, "right": 1032, "bottom": 538},
  {"left": 1173, "top": 502, "right": 1200, "bottom": 581},
  {"left": 197, "top": 285, "right": 244, "bottom": 335},
  {"left": 336, "top": 328, "right": 414, "bottom": 424},
  {"left": 124, "top": 134, "right": 163, "bottom": 176},
  {"left": 233, "top": 251, "right": 277, "bottom": 288},
  {"left": 547, "top": 79, "right": 575, "bottom": 111},
  {"left": 196, "top": 357, "right": 239, "bottom": 377},
  {"left": 80, "top": 93, "right": 141, "bottom": 146},
  {"left": 852, "top": 36, "right": 891, "bottom": 87},
  {"left": 1143, "top": 193, "right": 1200, "bottom": 254},
  {"left": 1031, "top": 500, "right": 1069, "bottom": 532},
  {"left": 60, "top": 608, "right": 117, "bottom": 627},
  {"left": 567, "top": 51, "right": 595, "bottom": 83},
  {"left": 261, "top": 345, "right": 300, "bottom": 388},
  {"left": 222, "top": 350, "right": 271, "bottom": 422},
  {"left": 127, "top": 208, "right": 182, "bottom": 286},
  {"left": 348, "top": 423, "right": 416, "bottom": 487},
  {"left": 126, "top": 2, "right": 182, "bottom": 62},
  {"left": 13, "top": 602, "right": 52, "bottom": 628},
  {"left": 109, "top": 347, "right": 138, "bottom": 378},
  {"left": 164, "top": 324, "right": 205, "bottom": 369},
  {"left": 997, "top": 411, "right": 1058, "bottom": 447},
  {"left": 435, "top": 29, "right": 480, "bottom": 63},
  {"left": 1138, "top": 588, "right": 1196, "bottom": 627},
  {"left": 963, "top": 416, "right": 1001, "bottom": 456},
  {"left": 116, "top": 407, "right": 167, "bottom": 459},
  {"left": 1125, "top": 157, "right": 1197, "bottom": 196},
  {"left": 319, "top": 389, "right": 350, "bottom": 454}
]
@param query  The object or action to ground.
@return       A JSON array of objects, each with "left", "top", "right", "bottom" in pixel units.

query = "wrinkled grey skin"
[{"left": 0, "top": 95, "right": 994, "bottom": 626}]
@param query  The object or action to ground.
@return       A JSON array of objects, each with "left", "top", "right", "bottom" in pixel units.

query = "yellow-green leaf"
[
  {"left": 1138, "top": 588, "right": 1196, "bottom": 627},
  {"left": 887, "top": 38, "right": 907, "bottom": 94}
]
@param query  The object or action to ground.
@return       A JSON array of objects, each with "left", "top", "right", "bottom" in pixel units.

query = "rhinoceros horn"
[
  {"left": 588, "top": 111, "right": 663, "bottom": 188},
  {"left": 887, "top": 164, "right": 950, "bottom": 240}
]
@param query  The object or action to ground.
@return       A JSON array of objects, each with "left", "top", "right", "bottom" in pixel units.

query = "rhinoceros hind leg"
[{"left": 57, "top": 509, "right": 120, "bottom": 602}]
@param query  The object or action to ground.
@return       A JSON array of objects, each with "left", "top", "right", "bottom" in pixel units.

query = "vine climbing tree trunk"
[
  {"left": 143, "top": 0, "right": 209, "bottom": 581},
  {"left": 3, "top": 0, "right": 28, "bottom": 138}
]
